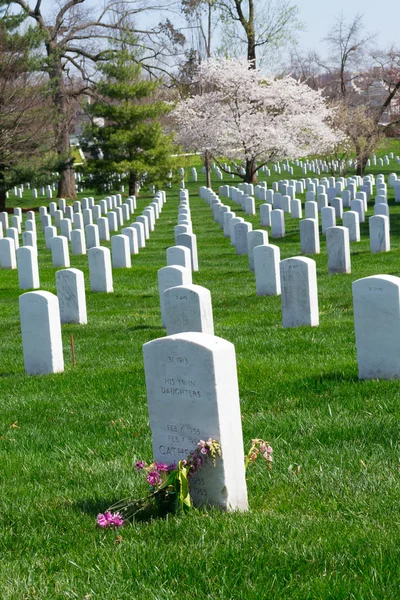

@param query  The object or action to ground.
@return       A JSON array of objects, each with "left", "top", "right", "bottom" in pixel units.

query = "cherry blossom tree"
[{"left": 172, "top": 57, "right": 343, "bottom": 183}]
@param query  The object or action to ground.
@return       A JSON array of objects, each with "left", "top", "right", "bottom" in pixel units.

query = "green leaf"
[{"left": 177, "top": 461, "right": 192, "bottom": 511}]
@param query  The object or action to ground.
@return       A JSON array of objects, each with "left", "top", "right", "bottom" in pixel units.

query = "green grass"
[{"left": 2, "top": 143, "right": 400, "bottom": 598}]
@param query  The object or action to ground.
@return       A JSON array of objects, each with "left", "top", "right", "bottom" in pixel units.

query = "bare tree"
[
  {"left": 7, "top": 0, "right": 177, "bottom": 198},
  {"left": 0, "top": 7, "right": 55, "bottom": 210},
  {"left": 215, "top": 0, "right": 301, "bottom": 69},
  {"left": 316, "top": 12, "right": 375, "bottom": 101},
  {"left": 181, "top": 0, "right": 216, "bottom": 61},
  {"left": 370, "top": 47, "right": 400, "bottom": 126}
]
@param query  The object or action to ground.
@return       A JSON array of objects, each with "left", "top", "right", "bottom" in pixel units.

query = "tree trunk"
[
  {"left": 247, "top": 0, "right": 256, "bottom": 68},
  {"left": 58, "top": 161, "right": 76, "bottom": 199},
  {"left": 247, "top": 36, "right": 256, "bottom": 68},
  {"left": 0, "top": 188, "right": 6, "bottom": 213},
  {"left": 244, "top": 158, "right": 257, "bottom": 184},
  {"left": 356, "top": 155, "right": 368, "bottom": 177},
  {"left": 0, "top": 166, "right": 6, "bottom": 211},
  {"left": 204, "top": 151, "right": 211, "bottom": 188},
  {"left": 129, "top": 171, "right": 138, "bottom": 196},
  {"left": 47, "top": 46, "right": 77, "bottom": 200}
]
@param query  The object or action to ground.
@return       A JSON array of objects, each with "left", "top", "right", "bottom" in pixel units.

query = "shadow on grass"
[
  {"left": 302, "top": 371, "right": 359, "bottom": 386},
  {"left": 75, "top": 496, "right": 175, "bottom": 523},
  {"left": 128, "top": 324, "right": 164, "bottom": 332}
]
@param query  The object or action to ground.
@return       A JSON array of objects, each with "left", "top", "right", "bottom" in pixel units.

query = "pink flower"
[
  {"left": 147, "top": 471, "right": 162, "bottom": 486},
  {"left": 135, "top": 460, "right": 146, "bottom": 472},
  {"left": 155, "top": 462, "right": 169, "bottom": 472},
  {"left": 97, "top": 511, "right": 124, "bottom": 528},
  {"left": 109, "top": 512, "right": 124, "bottom": 527},
  {"left": 97, "top": 513, "right": 109, "bottom": 528}
]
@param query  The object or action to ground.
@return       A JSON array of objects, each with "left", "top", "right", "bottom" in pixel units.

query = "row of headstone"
[{"left": 19, "top": 266, "right": 87, "bottom": 374}]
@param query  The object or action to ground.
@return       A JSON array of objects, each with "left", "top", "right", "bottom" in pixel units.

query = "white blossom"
[{"left": 173, "top": 58, "right": 345, "bottom": 180}]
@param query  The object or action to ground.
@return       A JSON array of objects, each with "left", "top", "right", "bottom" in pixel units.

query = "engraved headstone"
[
  {"left": 158, "top": 265, "right": 192, "bottom": 326},
  {"left": 143, "top": 332, "right": 248, "bottom": 510},
  {"left": 164, "top": 284, "right": 214, "bottom": 335},
  {"left": 280, "top": 257, "right": 319, "bottom": 327},
  {"left": 56, "top": 268, "right": 87, "bottom": 324}
]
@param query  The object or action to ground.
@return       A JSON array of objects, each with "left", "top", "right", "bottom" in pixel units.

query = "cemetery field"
[{"left": 3, "top": 147, "right": 400, "bottom": 599}]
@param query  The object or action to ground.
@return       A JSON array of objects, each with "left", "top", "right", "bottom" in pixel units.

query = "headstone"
[
  {"left": 56, "top": 268, "right": 87, "bottom": 324},
  {"left": 98, "top": 217, "right": 110, "bottom": 242},
  {"left": 331, "top": 197, "right": 343, "bottom": 219},
  {"left": 6, "top": 227, "right": 19, "bottom": 249},
  {"left": 73, "top": 213, "right": 84, "bottom": 230},
  {"left": 86, "top": 224, "right": 100, "bottom": 249},
  {"left": 0, "top": 212, "right": 9, "bottom": 231},
  {"left": 71, "top": 229, "right": 86, "bottom": 255},
  {"left": 45, "top": 225, "right": 57, "bottom": 250},
  {"left": 0, "top": 237, "right": 16, "bottom": 269},
  {"left": 130, "top": 222, "right": 145, "bottom": 248},
  {"left": 350, "top": 199, "right": 365, "bottom": 223},
  {"left": 22, "top": 231, "right": 36, "bottom": 247},
  {"left": 158, "top": 265, "right": 192, "bottom": 326},
  {"left": 353, "top": 275, "right": 400, "bottom": 379},
  {"left": 51, "top": 236, "right": 70, "bottom": 268},
  {"left": 54, "top": 209, "right": 63, "bottom": 229},
  {"left": 369, "top": 215, "right": 390, "bottom": 253},
  {"left": 291, "top": 199, "right": 302, "bottom": 219},
  {"left": 342, "top": 211, "right": 360, "bottom": 242},
  {"left": 254, "top": 244, "right": 281, "bottom": 296},
  {"left": 326, "top": 226, "right": 351, "bottom": 274},
  {"left": 247, "top": 230, "right": 269, "bottom": 271},
  {"left": 88, "top": 247, "right": 113, "bottom": 292},
  {"left": 143, "top": 332, "right": 248, "bottom": 510},
  {"left": 107, "top": 211, "right": 118, "bottom": 233},
  {"left": 121, "top": 227, "right": 139, "bottom": 255},
  {"left": 175, "top": 233, "right": 199, "bottom": 271},
  {"left": 167, "top": 245, "right": 191, "bottom": 271},
  {"left": 19, "top": 291, "right": 64, "bottom": 374},
  {"left": 164, "top": 284, "right": 214, "bottom": 335},
  {"left": 271, "top": 209, "right": 285, "bottom": 238},
  {"left": 235, "top": 222, "right": 252, "bottom": 255},
  {"left": 16, "top": 246, "right": 40, "bottom": 289},
  {"left": 229, "top": 217, "right": 244, "bottom": 245},
  {"left": 111, "top": 234, "right": 131, "bottom": 268},
  {"left": 321, "top": 206, "right": 336, "bottom": 234},
  {"left": 60, "top": 218, "right": 72, "bottom": 241},
  {"left": 280, "top": 257, "right": 319, "bottom": 328},
  {"left": 136, "top": 215, "right": 150, "bottom": 239},
  {"left": 260, "top": 203, "right": 272, "bottom": 226},
  {"left": 305, "top": 201, "right": 318, "bottom": 220},
  {"left": 83, "top": 208, "right": 93, "bottom": 227},
  {"left": 300, "top": 219, "right": 320, "bottom": 255}
]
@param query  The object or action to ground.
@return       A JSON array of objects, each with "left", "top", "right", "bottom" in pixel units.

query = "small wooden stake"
[{"left": 70, "top": 334, "right": 76, "bottom": 367}]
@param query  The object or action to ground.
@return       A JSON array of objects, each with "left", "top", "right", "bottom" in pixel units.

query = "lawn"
[{"left": 2, "top": 143, "right": 400, "bottom": 599}]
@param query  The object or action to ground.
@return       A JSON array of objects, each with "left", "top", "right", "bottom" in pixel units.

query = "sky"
[
  {"left": 31, "top": 0, "right": 400, "bottom": 59},
  {"left": 294, "top": 0, "right": 399, "bottom": 54}
]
